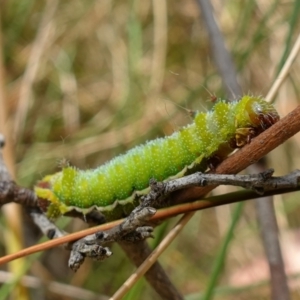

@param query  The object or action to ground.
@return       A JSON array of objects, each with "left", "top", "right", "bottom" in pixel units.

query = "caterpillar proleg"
[{"left": 35, "top": 95, "right": 279, "bottom": 220}]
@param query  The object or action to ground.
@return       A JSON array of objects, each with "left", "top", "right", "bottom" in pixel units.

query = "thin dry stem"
[
  {"left": 149, "top": 0, "right": 167, "bottom": 93},
  {"left": 111, "top": 213, "right": 193, "bottom": 300},
  {"left": 14, "top": 0, "right": 58, "bottom": 139},
  {"left": 0, "top": 13, "right": 30, "bottom": 300},
  {"left": 266, "top": 33, "right": 300, "bottom": 103},
  {"left": 0, "top": 270, "right": 109, "bottom": 300},
  {"left": 197, "top": 0, "right": 241, "bottom": 98}
]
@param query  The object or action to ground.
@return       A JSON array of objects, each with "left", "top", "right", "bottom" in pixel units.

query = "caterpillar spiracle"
[{"left": 35, "top": 95, "right": 279, "bottom": 221}]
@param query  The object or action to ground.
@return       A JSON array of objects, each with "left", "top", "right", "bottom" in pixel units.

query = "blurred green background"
[{"left": 0, "top": 0, "right": 300, "bottom": 299}]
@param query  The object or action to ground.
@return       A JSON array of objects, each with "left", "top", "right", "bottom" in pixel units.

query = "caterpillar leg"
[
  {"left": 235, "top": 127, "right": 257, "bottom": 147},
  {"left": 207, "top": 155, "right": 222, "bottom": 171}
]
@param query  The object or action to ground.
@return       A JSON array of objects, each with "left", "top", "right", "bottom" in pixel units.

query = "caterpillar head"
[
  {"left": 234, "top": 96, "right": 280, "bottom": 147},
  {"left": 244, "top": 96, "right": 280, "bottom": 130}
]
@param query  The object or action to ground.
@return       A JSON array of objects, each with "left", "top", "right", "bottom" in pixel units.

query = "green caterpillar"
[{"left": 35, "top": 95, "right": 279, "bottom": 221}]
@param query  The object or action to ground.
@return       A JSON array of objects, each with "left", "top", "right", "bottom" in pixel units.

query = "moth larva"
[{"left": 35, "top": 95, "right": 279, "bottom": 221}]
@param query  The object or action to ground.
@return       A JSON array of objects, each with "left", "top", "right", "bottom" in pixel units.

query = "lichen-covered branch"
[
  {"left": 67, "top": 169, "right": 300, "bottom": 271},
  {"left": 68, "top": 207, "right": 155, "bottom": 271}
]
